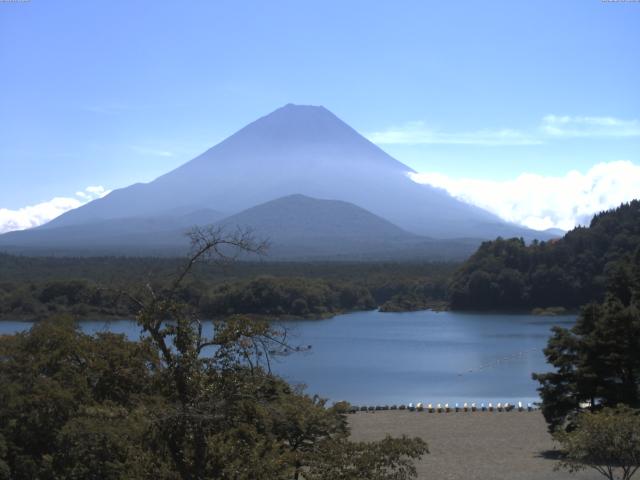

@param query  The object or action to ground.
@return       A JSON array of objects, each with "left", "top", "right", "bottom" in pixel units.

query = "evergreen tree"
[{"left": 533, "top": 247, "right": 640, "bottom": 432}]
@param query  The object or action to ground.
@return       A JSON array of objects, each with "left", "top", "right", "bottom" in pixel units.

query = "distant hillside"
[
  {"left": 0, "top": 208, "right": 223, "bottom": 255},
  {"left": 219, "top": 194, "right": 411, "bottom": 240},
  {"left": 0, "top": 104, "right": 553, "bottom": 258},
  {"left": 0, "top": 194, "right": 479, "bottom": 260},
  {"left": 449, "top": 201, "right": 640, "bottom": 310},
  {"left": 218, "top": 194, "right": 414, "bottom": 259},
  {"left": 215, "top": 194, "right": 482, "bottom": 260}
]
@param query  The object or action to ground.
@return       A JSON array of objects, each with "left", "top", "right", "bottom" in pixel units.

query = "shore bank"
[{"left": 349, "top": 411, "right": 600, "bottom": 480}]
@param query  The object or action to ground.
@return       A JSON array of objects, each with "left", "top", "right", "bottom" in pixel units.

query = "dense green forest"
[
  {"left": 449, "top": 201, "right": 640, "bottom": 311},
  {"left": 0, "top": 254, "right": 455, "bottom": 320}
]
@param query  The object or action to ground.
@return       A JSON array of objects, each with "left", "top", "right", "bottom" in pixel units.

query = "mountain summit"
[
  {"left": 1, "top": 104, "right": 552, "bottom": 256},
  {"left": 43, "top": 103, "right": 420, "bottom": 230}
]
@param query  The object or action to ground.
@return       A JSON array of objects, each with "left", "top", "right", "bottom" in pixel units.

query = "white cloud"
[
  {"left": 409, "top": 160, "right": 640, "bottom": 231},
  {"left": 367, "top": 121, "right": 541, "bottom": 146},
  {"left": 368, "top": 115, "right": 640, "bottom": 146},
  {"left": 0, "top": 186, "right": 111, "bottom": 234},
  {"left": 541, "top": 115, "right": 640, "bottom": 138},
  {"left": 85, "top": 185, "right": 108, "bottom": 195}
]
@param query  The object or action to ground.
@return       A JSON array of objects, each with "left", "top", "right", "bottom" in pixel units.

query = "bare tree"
[{"left": 125, "top": 226, "right": 290, "bottom": 480}]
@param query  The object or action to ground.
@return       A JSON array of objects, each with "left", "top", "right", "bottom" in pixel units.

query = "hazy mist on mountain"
[
  {"left": 0, "top": 104, "right": 554, "bottom": 257},
  {"left": 214, "top": 194, "right": 479, "bottom": 260}
]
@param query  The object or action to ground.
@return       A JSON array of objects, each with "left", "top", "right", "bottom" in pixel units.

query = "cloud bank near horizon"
[
  {"left": 0, "top": 186, "right": 110, "bottom": 234},
  {"left": 367, "top": 122, "right": 541, "bottom": 146},
  {"left": 409, "top": 160, "right": 640, "bottom": 231},
  {"left": 368, "top": 115, "right": 640, "bottom": 146}
]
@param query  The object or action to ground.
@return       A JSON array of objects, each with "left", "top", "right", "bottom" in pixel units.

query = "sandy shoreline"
[{"left": 349, "top": 411, "right": 601, "bottom": 480}]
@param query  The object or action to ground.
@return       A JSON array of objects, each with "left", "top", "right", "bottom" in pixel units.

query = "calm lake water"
[{"left": 0, "top": 310, "right": 575, "bottom": 405}]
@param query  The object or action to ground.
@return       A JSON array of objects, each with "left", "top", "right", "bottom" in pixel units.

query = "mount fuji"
[{"left": 0, "top": 104, "right": 553, "bottom": 258}]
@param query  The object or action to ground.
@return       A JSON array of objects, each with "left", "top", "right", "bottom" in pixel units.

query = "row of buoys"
[
  {"left": 348, "top": 401, "right": 535, "bottom": 414},
  {"left": 458, "top": 348, "right": 539, "bottom": 376},
  {"left": 270, "top": 345, "right": 312, "bottom": 355}
]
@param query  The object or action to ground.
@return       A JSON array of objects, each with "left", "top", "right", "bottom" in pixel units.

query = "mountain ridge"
[
  {"left": 1, "top": 104, "right": 556, "bottom": 257},
  {"left": 0, "top": 194, "right": 480, "bottom": 260}
]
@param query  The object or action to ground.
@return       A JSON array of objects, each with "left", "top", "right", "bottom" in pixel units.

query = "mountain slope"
[
  {"left": 218, "top": 194, "right": 412, "bottom": 241},
  {"left": 35, "top": 104, "right": 548, "bottom": 240},
  {"left": 0, "top": 195, "right": 480, "bottom": 259},
  {"left": 0, "top": 209, "right": 223, "bottom": 255},
  {"left": 213, "top": 194, "right": 423, "bottom": 259},
  {"left": 211, "top": 194, "right": 481, "bottom": 260}
]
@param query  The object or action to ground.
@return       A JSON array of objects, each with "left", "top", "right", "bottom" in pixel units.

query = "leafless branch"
[{"left": 170, "top": 225, "right": 268, "bottom": 293}]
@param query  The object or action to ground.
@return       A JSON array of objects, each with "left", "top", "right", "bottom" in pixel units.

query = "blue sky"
[{"left": 0, "top": 0, "right": 638, "bottom": 230}]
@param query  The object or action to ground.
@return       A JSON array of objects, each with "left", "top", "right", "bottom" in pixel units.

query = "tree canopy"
[
  {"left": 533, "top": 244, "right": 640, "bottom": 432},
  {"left": 450, "top": 201, "right": 640, "bottom": 311},
  {"left": 554, "top": 406, "right": 640, "bottom": 480},
  {"left": 0, "top": 254, "right": 455, "bottom": 320}
]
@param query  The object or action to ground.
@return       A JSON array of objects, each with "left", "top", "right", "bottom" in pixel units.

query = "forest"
[
  {"left": 0, "top": 254, "right": 454, "bottom": 320},
  {"left": 1, "top": 202, "right": 639, "bottom": 320},
  {"left": 449, "top": 201, "right": 640, "bottom": 311}
]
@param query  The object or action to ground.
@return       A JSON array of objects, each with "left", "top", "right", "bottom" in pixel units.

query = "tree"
[
  {"left": 0, "top": 316, "right": 162, "bottom": 480},
  {"left": 554, "top": 406, "right": 640, "bottom": 480},
  {"left": 533, "top": 247, "right": 640, "bottom": 432},
  {"left": 306, "top": 435, "right": 428, "bottom": 480},
  {"left": 122, "top": 225, "right": 429, "bottom": 479}
]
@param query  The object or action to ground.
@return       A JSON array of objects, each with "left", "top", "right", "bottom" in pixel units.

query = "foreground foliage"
[
  {"left": 554, "top": 406, "right": 640, "bottom": 480},
  {"left": 0, "top": 228, "right": 428, "bottom": 479}
]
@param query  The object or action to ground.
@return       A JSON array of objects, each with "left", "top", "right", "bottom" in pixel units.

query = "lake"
[{"left": 0, "top": 310, "right": 574, "bottom": 406}]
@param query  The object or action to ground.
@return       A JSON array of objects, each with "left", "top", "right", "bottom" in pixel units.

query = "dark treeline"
[
  {"left": 449, "top": 201, "right": 640, "bottom": 311},
  {"left": 201, "top": 276, "right": 376, "bottom": 318},
  {"left": 0, "top": 255, "right": 456, "bottom": 320}
]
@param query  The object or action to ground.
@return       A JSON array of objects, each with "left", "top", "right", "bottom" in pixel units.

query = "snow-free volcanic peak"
[{"left": 1, "top": 104, "right": 554, "bottom": 256}]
